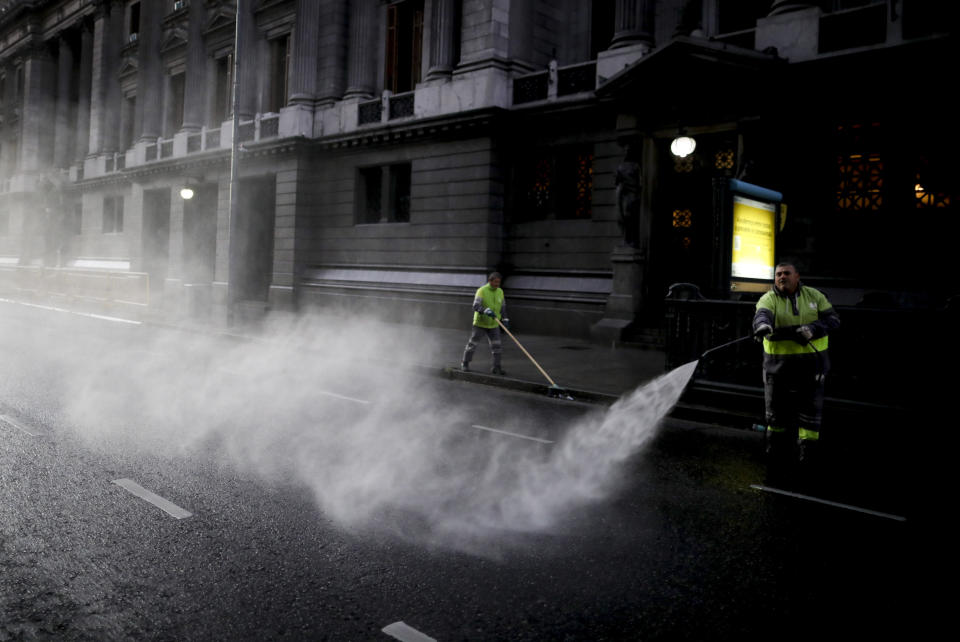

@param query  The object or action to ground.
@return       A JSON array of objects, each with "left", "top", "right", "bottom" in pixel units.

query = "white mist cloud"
[{"left": 0, "top": 305, "right": 696, "bottom": 554}]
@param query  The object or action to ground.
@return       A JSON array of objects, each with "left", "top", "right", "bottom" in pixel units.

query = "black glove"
[
  {"left": 483, "top": 308, "right": 496, "bottom": 318},
  {"left": 796, "top": 325, "right": 813, "bottom": 342},
  {"left": 501, "top": 317, "right": 510, "bottom": 329},
  {"left": 753, "top": 323, "right": 773, "bottom": 342}
]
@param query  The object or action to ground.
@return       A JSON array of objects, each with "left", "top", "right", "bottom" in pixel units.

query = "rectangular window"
[
  {"left": 168, "top": 73, "right": 185, "bottom": 135},
  {"left": 357, "top": 166, "right": 383, "bottom": 224},
  {"left": 385, "top": 1, "right": 424, "bottom": 94},
  {"left": 389, "top": 163, "right": 411, "bottom": 223},
  {"left": 214, "top": 55, "right": 233, "bottom": 122},
  {"left": 835, "top": 122, "right": 884, "bottom": 211},
  {"left": 103, "top": 196, "right": 124, "bottom": 233},
  {"left": 590, "top": 0, "right": 615, "bottom": 58},
  {"left": 268, "top": 35, "right": 290, "bottom": 113},
  {"left": 514, "top": 146, "right": 594, "bottom": 221},
  {"left": 356, "top": 163, "right": 412, "bottom": 224},
  {"left": 128, "top": 2, "right": 141, "bottom": 41}
]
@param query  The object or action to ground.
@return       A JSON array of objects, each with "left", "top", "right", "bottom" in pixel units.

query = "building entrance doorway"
[{"left": 232, "top": 175, "right": 276, "bottom": 303}]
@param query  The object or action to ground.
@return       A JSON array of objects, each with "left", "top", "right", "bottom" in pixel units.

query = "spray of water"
[{"left": 0, "top": 304, "right": 697, "bottom": 553}]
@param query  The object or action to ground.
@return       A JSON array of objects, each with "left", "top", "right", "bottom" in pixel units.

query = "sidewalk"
[
  {"left": 1, "top": 294, "right": 666, "bottom": 405},
  {"left": 394, "top": 324, "right": 667, "bottom": 404}
]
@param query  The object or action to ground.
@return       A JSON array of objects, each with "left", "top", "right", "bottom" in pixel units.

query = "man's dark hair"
[
  {"left": 775, "top": 261, "right": 800, "bottom": 272},
  {"left": 488, "top": 271, "right": 502, "bottom": 281}
]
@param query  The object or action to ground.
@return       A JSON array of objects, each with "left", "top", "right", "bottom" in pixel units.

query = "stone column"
[
  {"left": 0, "top": 64, "right": 16, "bottom": 177},
  {"left": 136, "top": 0, "right": 163, "bottom": 141},
  {"left": 103, "top": 1, "right": 124, "bottom": 153},
  {"left": 54, "top": 35, "right": 75, "bottom": 168},
  {"left": 344, "top": 0, "right": 377, "bottom": 98},
  {"left": 425, "top": 0, "right": 457, "bottom": 79},
  {"left": 237, "top": 0, "right": 259, "bottom": 120},
  {"left": 204, "top": 55, "right": 220, "bottom": 128},
  {"left": 20, "top": 45, "right": 57, "bottom": 172},
  {"left": 74, "top": 20, "right": 93, "bottom": 163},
  {"left": 181, "top": 0, "right": 207, "bottom": 131},
  {"left": 316, "top": 0, "right": 348, "bottom": 105},
  {"left": 289, "top": 0, "right": 321, "bottom": 105},
  {"left": 611, "top": 0, "right": 655, "bottom": 49},
  {"left": 87, "top": 4, "right": 110, "bottom": 156}
]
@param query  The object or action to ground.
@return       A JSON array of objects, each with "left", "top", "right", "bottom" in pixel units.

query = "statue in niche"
[{"left": 615, "top": 142, "right": 642, "bottom": 248}]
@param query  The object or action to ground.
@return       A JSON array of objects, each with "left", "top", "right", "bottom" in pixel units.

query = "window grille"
[
  {"left": 389, "top": 92, "right": 415, "bottom": 120},
  {"left": 557, "top": 62, "right": 596, "bottom": 96},
  {"left": 513, "top": 72, "right": 549, "bottom": 105},
  {"left": 260, "top": 116, "right": 279, "bottom": 139},
  {"left": 358, "top": 99, "right": 382, "bottom": 125}
]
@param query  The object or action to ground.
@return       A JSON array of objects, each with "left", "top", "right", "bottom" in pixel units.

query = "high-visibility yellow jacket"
[
  {"left": 472, "top": 283, "right": 505, "bottom": 329},
  {"left": 753, "top": 284, "right": 840, "bottom": 357}
]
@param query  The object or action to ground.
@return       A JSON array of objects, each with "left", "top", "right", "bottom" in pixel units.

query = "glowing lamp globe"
[{"left": 670, "top": 136, "right": 696, "bottom": 158}]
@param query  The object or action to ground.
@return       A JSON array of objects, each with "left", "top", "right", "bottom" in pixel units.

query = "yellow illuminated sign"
[{"left": 731, "top": 195, "right": 775, "bottom": 281}]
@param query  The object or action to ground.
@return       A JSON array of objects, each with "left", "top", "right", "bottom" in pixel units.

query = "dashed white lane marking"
[
  {"left": 382, "top": 622, "right": 437, "bottom": 642},
  {"left": 218, "top": 367, "right": 370, "bottom": 404},
  {"left": 750, "top": 484, "right": 906, "bottom": 522},
  {"left": 315, "top": 389, "right": 370, "bottom": 405},
  {"left": 0, "top": 297, "right": 141, "bottom": 325},
  {"left": 470, "top": 424, "right": 554, "bottom": 444},
  {"left": 217, "top": 365, "right": 369, "bottom": 404},
  {"left": 0, "top": 414, "right": 41, "bottom": 437},
  {"left": 112, "top": 478, "right": 193, "bottom": 519}
]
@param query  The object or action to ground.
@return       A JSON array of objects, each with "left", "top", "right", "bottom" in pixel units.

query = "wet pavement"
[{"left": 0, "top": 300, "right": 932, "bottom": 640}]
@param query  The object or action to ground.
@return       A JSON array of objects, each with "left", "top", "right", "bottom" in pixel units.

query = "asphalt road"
[{"left": 1, "top": 302, "right": 928, "bottom": 640}]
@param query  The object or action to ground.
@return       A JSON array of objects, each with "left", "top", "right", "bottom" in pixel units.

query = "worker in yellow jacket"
[
  {"left": 753, "top": 262, "right": 840, "bottom": 466},
  {"left": 461, "top": 272, "right": 508, "bottom": 375}
]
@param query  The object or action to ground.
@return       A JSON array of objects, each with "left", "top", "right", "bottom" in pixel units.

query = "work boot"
[
  {"left": 797, "top": 438, "right": 816, "bottom": 463},
  {"left": 796, "top": 439, "right": 824, "bottom": 493},
  {"left": 460, "top": 361, "right": 470, "bottom": 372},
  {"left": 491, "top": 365, "right": 506, "bottom": 375},
  {"left": 764, "top": 428, "right": 792, "bottom": 459},
  {"left": 764, "top": 428, "right": 794, "bottom": 487}
]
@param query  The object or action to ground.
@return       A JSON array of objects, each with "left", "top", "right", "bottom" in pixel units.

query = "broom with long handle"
[{"left": 495, "top": 318, "right": 571, "bottom": 399}]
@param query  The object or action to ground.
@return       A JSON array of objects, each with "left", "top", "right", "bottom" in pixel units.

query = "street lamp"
[
  {"left": 670, "top": 134, "right": 696, "bottom": 158},
  {"left": 179, "top": 186, "right": 195, "bottom": 200}
]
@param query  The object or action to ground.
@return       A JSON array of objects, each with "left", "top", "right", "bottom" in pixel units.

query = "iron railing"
[{"left": 664, "top": 292, "right": 943, "bottom": 409}]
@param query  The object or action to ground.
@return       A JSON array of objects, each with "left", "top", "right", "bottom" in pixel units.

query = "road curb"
[{"left": 440, "top": 366, "right": 620, "bottom": 405}]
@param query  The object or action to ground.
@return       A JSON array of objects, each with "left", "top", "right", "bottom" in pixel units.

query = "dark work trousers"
[
  {"left": 462, "top": 325, "right": 502, "bottom": 367},
  {"left": 763, "top": 353, "right": 828, "bottom": 433}
]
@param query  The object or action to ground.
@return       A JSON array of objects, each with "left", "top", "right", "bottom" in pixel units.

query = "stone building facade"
[{"left": 0, "top": 0, "right": 954, "bottom": 336}]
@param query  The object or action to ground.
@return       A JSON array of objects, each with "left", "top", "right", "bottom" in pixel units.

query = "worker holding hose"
[
  {"left": 752, "top": 262, "right": 840, "bottom": 468},
  {"left": 461, "top": 272, "right": 508, "bottom": 375}
]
